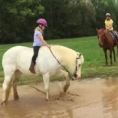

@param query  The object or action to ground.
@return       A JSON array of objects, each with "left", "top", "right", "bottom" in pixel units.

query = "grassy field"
[{"left": 0, "top": 36, "right": 118, "bottom": 85}]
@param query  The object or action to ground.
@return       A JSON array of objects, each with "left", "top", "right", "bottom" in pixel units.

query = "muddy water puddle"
[{"left": 0, "top": 78, "right": 118, "bottom": 118}]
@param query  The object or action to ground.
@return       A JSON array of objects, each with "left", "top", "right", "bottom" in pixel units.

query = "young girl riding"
[
  {"left": 105, "top": 13, "right": 118, "bottom": 40},
  {"left": 29, "top": 18, "right": 50, "bottom": 73}
]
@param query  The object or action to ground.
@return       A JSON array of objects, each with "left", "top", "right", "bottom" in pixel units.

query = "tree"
[
  {"left": 92, "top": 0, "right": 118, "bottom": 29},
  {"left": 0, "top": 0, "right": 44, "bottom": 43},
  {"left": 0, "top": 0, "right": 118, "bottom": 43},
  {"left": 41, "top": 0, "right": 96, "bottom": 38}
]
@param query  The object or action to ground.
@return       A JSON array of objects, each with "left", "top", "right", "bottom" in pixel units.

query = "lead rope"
[{"left": 48, "top": 47, "right": 73, "bottom": 79}]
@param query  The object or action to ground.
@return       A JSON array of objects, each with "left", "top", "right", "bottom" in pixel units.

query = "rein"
[{"left": 48, "top": 47, "right": 81, "bottom": 80}]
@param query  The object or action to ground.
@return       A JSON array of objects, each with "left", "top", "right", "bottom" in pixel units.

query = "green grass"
[{"left": 0, "top": 36, "right": 118, "bottom": 85}]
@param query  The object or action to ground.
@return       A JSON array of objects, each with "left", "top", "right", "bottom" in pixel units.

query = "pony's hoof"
[
  {"left": 45, "top": 98, "right": 49, "bottom": 101},
  {"left": 45, "top": 96, "right": 49, "bottom": 101},
  {"left": 63, "top": 85, "right": 69, "bottom": 92},
  {"left": 14, "top": 95, "right": 19, "bottom": 100},
  {"left": 1, "top": 101, "right": 7, "bottom": 106},
  {"left": 59, "top": 92, "right": 66, "bottom": 97}
]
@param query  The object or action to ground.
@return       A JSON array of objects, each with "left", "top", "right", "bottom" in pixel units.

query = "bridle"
[
  {"left": 73, "top": 53, "right": 81, "bottom": 78},
  {"left": 48, "top": 47, "right": 82, "bottom": 80}
]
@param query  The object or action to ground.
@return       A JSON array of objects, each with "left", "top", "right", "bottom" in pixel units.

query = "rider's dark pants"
[{"left": 32, "top": 46, "right": 41, "bottom": 65}]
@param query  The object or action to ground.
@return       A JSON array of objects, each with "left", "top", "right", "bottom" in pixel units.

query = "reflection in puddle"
[
  {"left": 103, "top": 77, "right": 118, "bottom": 118},
  {"left": 0, "top": 78, "right": 118, "bottom": 118}
]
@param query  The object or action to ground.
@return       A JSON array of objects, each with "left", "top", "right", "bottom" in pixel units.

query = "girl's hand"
[
  {"left": 47, "top": 45, "right": 51, "bottom": 48},
  {"left": 46, "top": 44, "right": 50, "bottom": 48},
  {"left": 43, "top": 43, "right": 50, "bottom": 48}
]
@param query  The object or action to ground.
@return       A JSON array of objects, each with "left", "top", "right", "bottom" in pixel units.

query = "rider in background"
[
  {"left": 105, "top": 13, "right": 118, "bottom": 40},
  {"left": 29, "top": 18, "right": 50, "bottom": 73},
  {"left": 105, "top": 13, "right": 113, "bottom": 31}
]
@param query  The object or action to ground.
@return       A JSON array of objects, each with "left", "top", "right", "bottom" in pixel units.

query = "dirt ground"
[{"left": 0, "top": 77, "right": 118, "bottom": 118}]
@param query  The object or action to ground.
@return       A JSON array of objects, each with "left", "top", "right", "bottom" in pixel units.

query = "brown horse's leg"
[
  {"left": 117, "top": 45, "right": 118, "bottom": 55},
  {"left": 113, "top": 48, "right": 116, "bottom": 62},
  {"left": 103, "top": 48, "right": 108, "bottom": 65},
  {"left": 109, "top": 49, "right": 113, "bottom": 65}
]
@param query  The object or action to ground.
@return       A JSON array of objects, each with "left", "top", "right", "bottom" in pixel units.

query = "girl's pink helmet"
[{"left": 36, "top": 18, "right": 48, "bottom": 27}]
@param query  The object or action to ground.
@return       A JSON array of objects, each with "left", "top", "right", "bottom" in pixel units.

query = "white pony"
[{"left": 1, "top": 45, "right": 84, "bottom": 105}]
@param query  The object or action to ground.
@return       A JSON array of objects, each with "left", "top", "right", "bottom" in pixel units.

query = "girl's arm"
[{"left": 38, "top": 34, "right": 50, "bottom": 47}]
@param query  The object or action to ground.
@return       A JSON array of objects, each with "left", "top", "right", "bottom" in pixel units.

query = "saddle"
[
  {"left": 109, "top": 30, "right": 118, "bottom": 41},
  {"left": 103, "top": 30, "right": 118, "bottom": 46}
]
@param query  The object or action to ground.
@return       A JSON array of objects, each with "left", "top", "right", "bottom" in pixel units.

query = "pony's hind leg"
[
  {"left": 1, "top": 75, "right": 13, "bottom": 105},
  {"left": 12, "top": 70, "right": 21, "bottom": 100},
  {"left": 1, "top": 67, "right": 15, "bottom": 105}
]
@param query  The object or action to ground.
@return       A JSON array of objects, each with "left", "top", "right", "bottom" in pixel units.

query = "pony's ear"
[{"left": 77, "top": 53, "right": 81, "bottom": 59}]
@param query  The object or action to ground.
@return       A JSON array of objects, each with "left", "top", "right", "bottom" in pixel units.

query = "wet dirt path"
[{"left": 0, "top": 77, "right": 118, "bottom": 118}]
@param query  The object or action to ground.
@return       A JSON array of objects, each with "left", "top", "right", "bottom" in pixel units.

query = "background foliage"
[{"left": 0, "top": 0, "right": 118, "bottom": 43}]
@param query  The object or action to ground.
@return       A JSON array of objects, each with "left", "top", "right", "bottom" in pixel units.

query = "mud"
[{"left": 0, "top": 77, "right": 118, "bottom": 118}]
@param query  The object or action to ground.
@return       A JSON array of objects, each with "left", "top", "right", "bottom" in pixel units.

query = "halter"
[
  {"left": 48, "top": 47, "right": 81, "bottom": 80},
  {"left": 73, "top": 53, "right": 81, "bottom": 77}
]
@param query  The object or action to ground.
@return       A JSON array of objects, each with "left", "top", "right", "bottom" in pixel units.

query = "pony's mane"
[{"left": 50, "top": 45, "right": 77, "bottom": 54}]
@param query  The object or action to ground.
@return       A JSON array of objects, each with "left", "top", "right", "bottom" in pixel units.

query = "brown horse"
[{"left": 97, "top": 28, "right": 118, "bottom": 65}]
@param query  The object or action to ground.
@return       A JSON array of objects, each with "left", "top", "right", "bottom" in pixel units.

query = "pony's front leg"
[
  {"left": 43, "top": 73, "right": 50, "bottom": 100},
  {"left": 64, "top": 75, "right": 70, "bottom": 93}
]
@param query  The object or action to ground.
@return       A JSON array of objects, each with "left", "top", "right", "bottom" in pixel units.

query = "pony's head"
[{"left": 72, "top": 53, "right": 84, "bottom": 80}]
